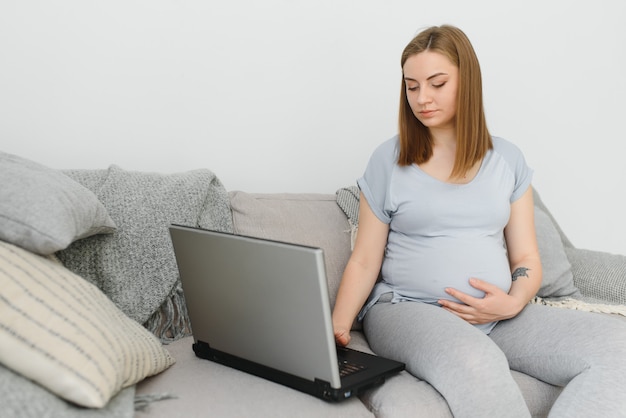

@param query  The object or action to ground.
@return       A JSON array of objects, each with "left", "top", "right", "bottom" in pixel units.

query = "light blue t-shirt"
[{"left": 357, "top": 135, "right": 533, "bottom": 333}]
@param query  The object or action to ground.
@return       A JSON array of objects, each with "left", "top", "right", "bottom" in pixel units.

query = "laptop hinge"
[
  {"left": 192, "top": 340, "right": 352, "bottom": 401},
  {"left": 313, "top": 378, "right": 355, "bottom": 401}
]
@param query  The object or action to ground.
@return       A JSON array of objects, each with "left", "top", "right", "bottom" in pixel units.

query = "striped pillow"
[{"left": 0, "top": 241, "right": 175, "bottom": 408}]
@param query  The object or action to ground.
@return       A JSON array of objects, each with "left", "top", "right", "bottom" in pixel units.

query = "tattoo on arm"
[{"left": 512, "top": 267, "right": 530, "bottom": 281}]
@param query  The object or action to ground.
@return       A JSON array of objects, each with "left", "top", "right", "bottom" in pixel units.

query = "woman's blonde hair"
[{"left": 398, "top": 25, "right": 491, "bottom": 179}]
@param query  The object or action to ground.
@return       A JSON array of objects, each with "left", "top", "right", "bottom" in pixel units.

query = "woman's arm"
[
  {"left": 503, "top": 186, "right": 543, "bottom": 309},
  {"left": 438, "top": 186, "right": 542, "bottom": 324},
  {"left": 332, "top": 193, "right": 389, "bottom": 346}
]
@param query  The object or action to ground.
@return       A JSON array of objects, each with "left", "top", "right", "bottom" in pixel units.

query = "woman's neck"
[{"left": 429, "top": 126, "right": 456, "bottom": 147}]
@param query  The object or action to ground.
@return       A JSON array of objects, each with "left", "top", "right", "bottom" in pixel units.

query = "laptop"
[{"left": 168, "top": 225, "right": 405, "bottom": 402}]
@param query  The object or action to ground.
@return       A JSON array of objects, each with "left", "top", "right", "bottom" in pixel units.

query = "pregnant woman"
[{"left": 332, "top": 24, "right": 626, "bottom": 417}]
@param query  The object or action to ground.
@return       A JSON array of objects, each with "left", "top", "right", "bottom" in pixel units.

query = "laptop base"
[{"left": 193, "top": 340, "right": 387, "bottom": 402}]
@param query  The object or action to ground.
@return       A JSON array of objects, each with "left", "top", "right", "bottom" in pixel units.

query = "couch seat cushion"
[{"left": 136, "top": 336, "right": 373, "bottom": 417}]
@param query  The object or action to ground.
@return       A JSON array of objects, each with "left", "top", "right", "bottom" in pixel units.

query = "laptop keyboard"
[{"left": 338, "top": 359, "right": 367, "bottom": 377}]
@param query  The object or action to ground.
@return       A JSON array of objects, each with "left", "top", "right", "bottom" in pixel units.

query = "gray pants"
[{"left": 363, "top": 300, "right": 626, "bottom": 418}]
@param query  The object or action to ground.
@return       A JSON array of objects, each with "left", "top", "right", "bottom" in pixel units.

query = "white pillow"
[{"left": 0, "top": 240, "right": 175, "bottom": 408}]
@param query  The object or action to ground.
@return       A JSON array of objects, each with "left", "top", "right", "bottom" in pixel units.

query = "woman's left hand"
[{"left": 438, "top": 278, "right": 526, "bottom": 324}]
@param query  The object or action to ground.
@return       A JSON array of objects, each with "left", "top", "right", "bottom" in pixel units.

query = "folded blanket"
[
  {"left": 58, "top": 166, "right": 234, "bottom": 340},
  {"left": 530, "top": 295, "right": 626, "bottom": 316}
]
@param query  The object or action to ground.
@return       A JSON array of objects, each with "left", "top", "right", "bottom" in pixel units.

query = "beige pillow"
[{"left": 0, "top": 240, "right": 175, "bottom": 408}]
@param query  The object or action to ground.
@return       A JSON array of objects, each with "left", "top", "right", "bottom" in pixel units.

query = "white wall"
[{"left": 1, "top": 1, "right": 625, "bottom": 255}]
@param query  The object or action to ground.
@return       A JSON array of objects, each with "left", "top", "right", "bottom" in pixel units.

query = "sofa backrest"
[{"left": 229, "top": 191, "right": 352, "bottom": 314}]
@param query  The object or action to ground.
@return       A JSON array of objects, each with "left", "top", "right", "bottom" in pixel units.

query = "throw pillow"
[
  {"left": 534, "top": 206, "right": 581, "bottom": 298},
  {"left": 0, "top": 152, "right": 116, "bottom": 255},
  {"left": 0, "top": 240, "right": 175, "bottom": 408}
]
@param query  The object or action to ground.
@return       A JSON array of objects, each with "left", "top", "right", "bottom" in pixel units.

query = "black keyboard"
[{"left": 338, "top": 359, "right": 367, "bottom": 377}]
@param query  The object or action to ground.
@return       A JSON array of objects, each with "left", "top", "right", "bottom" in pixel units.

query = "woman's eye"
[
  {"left": 433, "top": 82, "right": 446, "bottom": 88},
  {"left": 407, "top": 86, "right": 418, "bottom": 91}
]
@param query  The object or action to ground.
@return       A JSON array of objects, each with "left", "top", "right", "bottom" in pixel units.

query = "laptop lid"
[{"left": 169, "top": 225, "right": 404, "bottom": 401}]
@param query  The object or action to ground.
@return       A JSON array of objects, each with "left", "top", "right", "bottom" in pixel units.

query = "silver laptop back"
[{"left": 169, "top": 225, "right": 342, "bottom": 389}]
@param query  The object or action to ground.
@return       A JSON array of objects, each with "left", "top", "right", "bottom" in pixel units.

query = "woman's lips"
[{"left": 419, "top": 110, "right": 437, "bottom": 118}]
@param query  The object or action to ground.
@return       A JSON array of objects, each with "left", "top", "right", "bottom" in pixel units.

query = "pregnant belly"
[{"left": 382, "top": 237, "right": 512, "bottom": 303}]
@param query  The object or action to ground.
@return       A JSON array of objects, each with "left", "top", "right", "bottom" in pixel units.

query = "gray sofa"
[{"left": 1, "top": 155, "right": 625, "bottom": 417}]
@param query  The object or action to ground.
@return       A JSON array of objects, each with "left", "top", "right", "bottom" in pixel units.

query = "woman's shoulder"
[
  {"left": 491, "top": 136, "right": 525, "bottom": 160},
  {"left": 370, "top": 135, "right": 400, "bottom": 161}
]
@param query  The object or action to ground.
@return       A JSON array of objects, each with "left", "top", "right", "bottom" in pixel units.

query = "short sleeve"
[
  {"left": 356, "top": 137, "right": 398, "bottom": 224},
  {"left": 492, "top": 137, "right": 533, "bottom": 203}
]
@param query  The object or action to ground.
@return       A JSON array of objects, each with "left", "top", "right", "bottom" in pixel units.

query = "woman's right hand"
[{"left": 334, "top": 327, "right": 351, "bottom": 347}]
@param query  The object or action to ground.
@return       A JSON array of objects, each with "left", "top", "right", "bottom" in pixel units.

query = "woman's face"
[{"left": 403, "top": 50, "right": 459, "bottom": 132}]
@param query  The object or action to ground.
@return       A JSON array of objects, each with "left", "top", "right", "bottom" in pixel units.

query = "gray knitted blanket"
[
  {"left": 335, "top": 185, "right": 360, "bottom": 249},
  {"left": 58, "top": 165, "right": 233, "bottom": 337}
]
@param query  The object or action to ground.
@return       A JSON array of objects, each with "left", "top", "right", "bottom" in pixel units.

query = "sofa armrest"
[{"left": 565, "top": 247, "right": 626, "bottom": 305}]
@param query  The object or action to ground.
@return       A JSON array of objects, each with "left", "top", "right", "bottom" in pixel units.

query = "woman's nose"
[{"left": 416, "top": 89, "right": 431, "bottom": 104}]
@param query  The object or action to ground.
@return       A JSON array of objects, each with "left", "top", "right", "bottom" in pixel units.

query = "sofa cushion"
[
  {"left": 0, "top": 152, "right": 116, "bottom": 255},
  {"left": 0, "top": 240, "right": 174, "bottom": 408},
  {"left": 532, "top": 188, "right": 573, "bottom": 248},
  {"left": 534, "top": 206, "right": 581, "bottom": 298},
  {"left": 136, "top": 336, "right": 374, "bottom": 418},
  {"left": 228, "top": 191, "right": 352, "bottom": 312}
]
